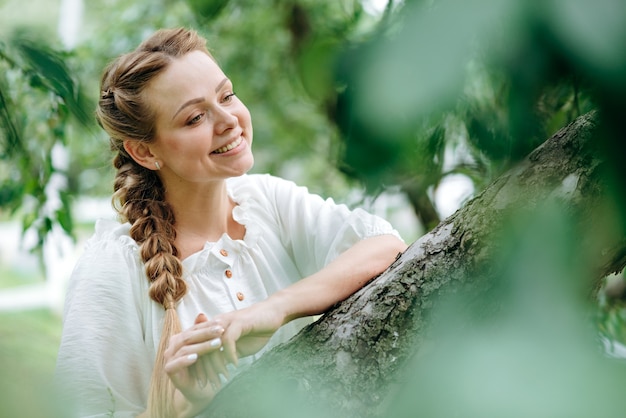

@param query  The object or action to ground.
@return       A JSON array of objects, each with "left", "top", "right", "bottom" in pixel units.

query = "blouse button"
[
  {"left": 219, "top": 249, "right": 228, "bottom": 257},
  {"left": 236, "top": 292, "right": 245, "bottom": 301},
  {"left": 225, "top": 269, "right": 233, "bottom": 279}
]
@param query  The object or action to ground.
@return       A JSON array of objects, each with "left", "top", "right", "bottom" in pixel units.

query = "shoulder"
[
  {"left": 228, "top": 173, "right": 307, "bottom": 208},
  {"left": 69, "top": 219, "right": 142, "bottom": 292},
  {"left": 227, "top": 174, "right": 314, "bottom": 246},
  {"left": 78, "top": 218, "right": 139, "bottom": 259},
  {"left": 84, "top": 217, "right": 142, "bottom": 264},
  {"left": 90, "top": 218, "right": 135, "bottom": 245},
  {"left": 64, "top": 218, "right": 148, "bottom": 319}
]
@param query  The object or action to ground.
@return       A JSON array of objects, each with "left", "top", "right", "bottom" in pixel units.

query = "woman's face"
[{"left": 143, "top": 50, "right": 254, "bottom": 185}]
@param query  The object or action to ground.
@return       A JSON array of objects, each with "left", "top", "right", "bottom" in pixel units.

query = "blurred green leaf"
[
  {"left": 296, "top": 36, "right": 340, "bottom": 102},
  {"left": 12, "top": 34, "right": 92, "bottom": 127},
  {"left": 186, "top": 0, "right": 229, "bottom": 22},
  {"left": 355, "top": 0, "right": 516, "bottom": 130},
  {"left": 547, "top": 0, "right": 626, "bottom": 88},
  {"left": 56, "top": 190, "right": 74, "bottom": 236},
  {"left": 0, "top": 76, "right": 23, "bottom": 159}
]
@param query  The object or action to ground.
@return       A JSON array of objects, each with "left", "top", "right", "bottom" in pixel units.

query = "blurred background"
[{"left": 1, "top": 0, "right": 626, "bottom": 416}]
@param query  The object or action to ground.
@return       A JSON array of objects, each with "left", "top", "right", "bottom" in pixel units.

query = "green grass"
[
  {"left": 0, "top": 308, "right": 64, "bottom": 417},
  {"left": 0, "top": 260, "right": 64, "bottom": 416}
]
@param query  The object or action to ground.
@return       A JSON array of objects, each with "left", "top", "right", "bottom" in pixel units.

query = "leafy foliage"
[
  {"left": 323, "top": 2, "right": 626, "bottom": 415},
  {"left": 0, "top": 28, "right": 92, "bottom": 263},
  {"left": 322, "top": 1, "right": 606, "bottom": 225}
]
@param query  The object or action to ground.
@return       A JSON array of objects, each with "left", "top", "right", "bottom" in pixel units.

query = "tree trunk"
[{"left": 201, "top": 112, "right": 626, "bottom": 417}]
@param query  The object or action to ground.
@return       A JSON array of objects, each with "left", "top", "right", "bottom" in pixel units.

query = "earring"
[{"left": 154, "top": 161, "right": 161, "bottom": 170}]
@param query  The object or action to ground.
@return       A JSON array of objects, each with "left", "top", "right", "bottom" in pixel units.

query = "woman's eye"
[
  {"left": 223, "top": 92, "right": 236, "bottom": 103},
  {"left": 188, "top": 113, "right": 204, "bottom": 125}
]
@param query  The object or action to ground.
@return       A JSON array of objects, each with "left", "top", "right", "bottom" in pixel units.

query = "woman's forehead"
[
  {"left": 145, "top": 51, "right": 227, "bottom": 115},
  {"left": 156, "top": 51, "right": 225, "bottom": 90}
]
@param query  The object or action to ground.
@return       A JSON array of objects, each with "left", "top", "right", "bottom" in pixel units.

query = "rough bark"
[{"left": 201, "top": 112, "right": 626, "bottom": 417}]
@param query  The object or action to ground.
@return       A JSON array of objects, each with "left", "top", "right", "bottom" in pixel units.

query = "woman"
[{"left": 55, "top": 27, "right": 406, "bottom": 418}]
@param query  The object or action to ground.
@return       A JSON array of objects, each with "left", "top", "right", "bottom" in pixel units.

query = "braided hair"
[{"left": 96, "top": 28, "right": 212, "bottom": 418}]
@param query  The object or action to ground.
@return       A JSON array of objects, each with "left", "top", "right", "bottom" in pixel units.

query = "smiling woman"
[{"left": 55, "top": 27, "right": 407, "bottom": 418}]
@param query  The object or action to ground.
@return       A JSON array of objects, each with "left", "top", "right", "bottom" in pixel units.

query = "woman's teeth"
[{"left": 213, "top": 137, "right": 243, "bottom": 154}]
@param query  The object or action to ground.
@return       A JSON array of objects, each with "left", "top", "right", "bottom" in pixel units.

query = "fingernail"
[
  {"left": 187, "top": 353, "right": 198, "bottom": 362},
  {"left": 209, "top": 338, "right": 222, "bottom": 348}
]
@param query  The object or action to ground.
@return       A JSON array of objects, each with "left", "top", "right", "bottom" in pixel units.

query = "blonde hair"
[{"left": 96, "top": 28, "right": 211, "bottom": 418}]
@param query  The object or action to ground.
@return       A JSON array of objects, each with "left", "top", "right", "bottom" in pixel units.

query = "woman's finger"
[
  {"left": 207, "top": 350, "right": 230, "bottom": 380},
  {"left": 197, "top": 354, "right": 221, "bottom": 391},
  {"left": 189, "top": 356, "right": 208, "bottom": 391},
  {"left": 164, "top": 351, "right": 200, "bottom": 374},
  {"left": 182, "top": 334, "right": 223, "bottom": 357},
  {"left": 167, "top": 325, "right": 224, "bottom": 361},
  {"left": 220, "top": 326, "right": 240, "bottom": 366}
]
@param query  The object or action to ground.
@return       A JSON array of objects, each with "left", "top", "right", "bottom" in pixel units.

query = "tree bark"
[{"left": 201, "top": 112, "right": 626, "bottom": 417}]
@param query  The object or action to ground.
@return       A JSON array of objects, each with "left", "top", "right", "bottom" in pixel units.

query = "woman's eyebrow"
[
  {"left": 215, "top": 77, "right": 229, "bottom": 92},
  {"left": 173, "top": 97, "right": 205, "bottom": 120},
  {"left": 171, "top": 78, "right": 230, "bottom": 120}
]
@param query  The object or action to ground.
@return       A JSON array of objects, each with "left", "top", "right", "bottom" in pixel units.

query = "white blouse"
[{"left": 55, "top": 174, "right": 401, "bottom": 417}]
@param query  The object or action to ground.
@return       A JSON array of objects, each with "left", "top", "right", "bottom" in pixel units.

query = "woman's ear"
[{"left": 123, "top": 140, "right": 160, "bottom": 171}]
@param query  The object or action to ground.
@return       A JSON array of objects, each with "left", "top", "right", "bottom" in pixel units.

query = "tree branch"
[{"left": 201, "top": 111, "right": 626, "bottom": 417}]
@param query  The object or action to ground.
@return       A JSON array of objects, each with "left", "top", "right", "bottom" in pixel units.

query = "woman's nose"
[{"left": 213, "top": 107, "right": 238, "bottom": 134}]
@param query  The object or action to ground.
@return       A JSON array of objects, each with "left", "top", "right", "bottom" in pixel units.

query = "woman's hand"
[
  {"left": 215, "top": 301, "right": 286, "bottom": 365},
  {"left": 163, "top": 313, "right": 228, "bottom": 416}
]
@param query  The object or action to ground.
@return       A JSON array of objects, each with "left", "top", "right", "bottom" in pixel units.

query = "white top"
[{"left": 55, "top": 174, "right": 401, "bottom": 417}]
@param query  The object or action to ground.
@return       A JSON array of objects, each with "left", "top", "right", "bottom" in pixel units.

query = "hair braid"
[
  {"left": 113, "top": 152, "right": 186, "bottom": 304},
  {"left": 112, "top": 153, "right": 185, "bottom": 417}
]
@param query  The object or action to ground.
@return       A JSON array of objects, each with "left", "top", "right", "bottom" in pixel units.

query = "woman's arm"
[
  {"left": 55, "top": 237, "right": 154, "bottom": 417},
  {"left": 217, "top": 234, "right": 407, "bottom": 363},
  {"left": 272, "top": 234, "right": 406, "bottom": 321}
]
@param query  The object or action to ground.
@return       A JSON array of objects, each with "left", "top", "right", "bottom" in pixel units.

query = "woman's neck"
[{"left": 164, "top": 179, "right": 245, "bottom": 259}]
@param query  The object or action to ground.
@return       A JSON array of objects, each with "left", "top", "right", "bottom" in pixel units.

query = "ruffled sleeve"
[
  {"left": 55, "top": 220, "right": 155, "bottom": 418},
  {"left": 255, "top": 174, "right": 402, "bottom": 278}
]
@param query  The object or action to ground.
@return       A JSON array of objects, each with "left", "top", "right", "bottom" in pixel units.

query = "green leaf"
[
  {"left": 296, "top": 36, "right": 340, "bottom": 102},
  {"left": 56, "top": 190, "right": 74, "bottom": 237},
  {"left": 187, "top": 0, "right": 229, "bottom": 22},
  {"left": 12, "top": 34, "right": 92, "bottom": 128},
  {"left": 0, "top": 67, "right": 24, "bottom": 158},
  {"left": 547, "top": 0, "right": 626, "bottom": 87}
]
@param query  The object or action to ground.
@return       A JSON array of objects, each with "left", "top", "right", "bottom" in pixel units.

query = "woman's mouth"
[{"left": 212, "top": 136, "right": 243, "bottom": 155}]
